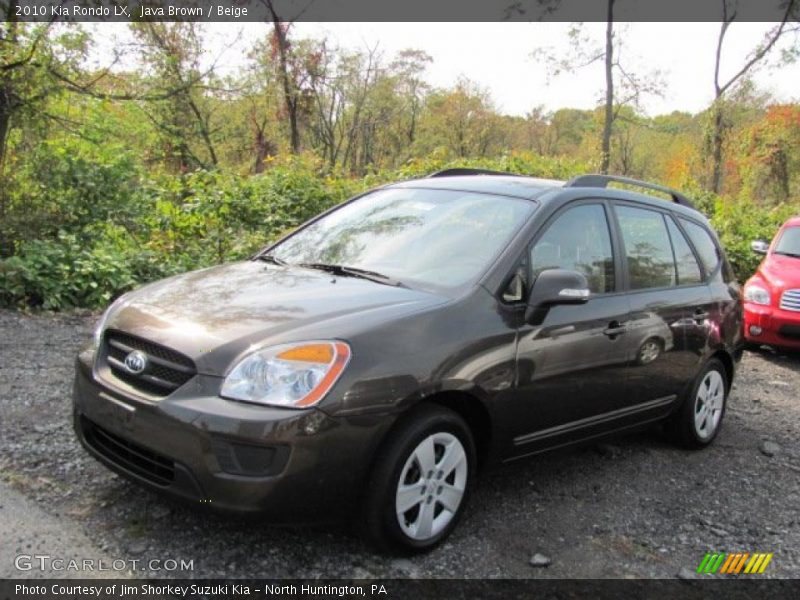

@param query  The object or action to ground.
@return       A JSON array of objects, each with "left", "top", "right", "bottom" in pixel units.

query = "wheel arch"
[
  {"left": 710, "top": 348, "right": 735, "bottom": 390},
  {"left": 423, "top": 390, "right": 493, "bottom": 470},
  {"left": 364, "top": 389, "right": 494, "bottom": 485}
]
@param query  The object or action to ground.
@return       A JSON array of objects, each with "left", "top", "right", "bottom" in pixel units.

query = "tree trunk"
[
  {"left": 710, "top": 102, "right": 724, "bottom": 194},
  {"left": 287, "top": 100, "right": 299, "bottom": 154},
  {"left": 268, "top": 14, "right": 300, "bottom": 154},
  {"left": 0, "top": 98, "right": 9, "bottom": 173},
  {"left": 709, "top": 2, "right": 795, "bottom": 194},
  {"left": 253, "top": 118, "right": 274, "bottom": 175},
  {"left": 0, "top": 96, "right": 10, "bottom": 258},
  {"left": 770, "top": 144, "right": 790, "bottom": 203},
  {"left": 600, "top": 0, "right": 615, "bottom": 174},
  {"left": 0, "top": 13, "right": 17, "bottom": 174}
]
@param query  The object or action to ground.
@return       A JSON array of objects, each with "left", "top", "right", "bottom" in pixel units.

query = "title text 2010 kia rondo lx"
[{"left": 74, "top": 171, "right": 743, "bottom": 552}]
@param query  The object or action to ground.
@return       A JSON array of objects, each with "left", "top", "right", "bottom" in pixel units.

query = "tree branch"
[
  {"left": 1, "top": 21, "right": 54, "bottom": 72},
  {"left": 716, "top": 0, "right": 797, "bottom": 98}
]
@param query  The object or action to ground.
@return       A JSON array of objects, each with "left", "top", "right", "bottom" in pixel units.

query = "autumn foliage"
[{"left": 1, "top": 23, "right": 799, "bottom": 309}]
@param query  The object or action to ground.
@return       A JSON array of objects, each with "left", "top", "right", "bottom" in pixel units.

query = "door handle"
[{"left": 603, "top": 321, "right": 627, "bottom": 338}]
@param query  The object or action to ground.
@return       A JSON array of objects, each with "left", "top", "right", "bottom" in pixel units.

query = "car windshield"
[
  {"left": 774, "top": 227, "right": 800, "bottom": 257},
  {"left": 267, "top": 187, "right": 536, "bottom": 289}
]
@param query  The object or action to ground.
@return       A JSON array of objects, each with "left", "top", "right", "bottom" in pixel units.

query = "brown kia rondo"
[{"left": 74, "top": 171, "right": 743, "bottom": 552}]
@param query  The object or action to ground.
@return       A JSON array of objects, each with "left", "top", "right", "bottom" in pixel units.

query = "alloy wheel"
[
  {"left": 694, "top": 370, "right": 725, "bottom": 440},
  {"left": 395, "top": 432, "right": 468, "bottom": 541}
]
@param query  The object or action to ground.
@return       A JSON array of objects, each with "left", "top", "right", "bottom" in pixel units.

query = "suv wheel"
[
  {"left": 667, "top": 358, "right": 728, "bottom": 448},
  {"left": 362, "top": 404, "right": 475, "bottom": 554}
]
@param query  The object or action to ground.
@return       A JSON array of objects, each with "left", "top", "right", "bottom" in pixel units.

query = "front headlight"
[
  {"left": 221, "top": 341, "right": 351, "bottom": 408},
  {"left": 744, "top": 284, "right": 771, "bottom": 305}
]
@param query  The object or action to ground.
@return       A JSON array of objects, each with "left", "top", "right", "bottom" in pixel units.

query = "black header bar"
[
  {"left": 3, "top": 578, "right": 800, "bottom": 600},
  {"left": 2, "top": 0, "right": 800, "bottom": 23}
]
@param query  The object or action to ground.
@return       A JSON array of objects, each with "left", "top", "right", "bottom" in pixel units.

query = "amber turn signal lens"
[
  {"left": 295, "top": 342, "right": 351, "bottom": 407},
  {"left": 277, "top": 343, "right": 335, "bottom": 363}
]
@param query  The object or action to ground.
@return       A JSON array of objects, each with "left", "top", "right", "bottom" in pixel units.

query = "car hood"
[
  {"left": 105, "top": 261, "right": 447, "bottom": 375},
  {"left": 758, "top": 255, "right": 800, "bottom": 290}
]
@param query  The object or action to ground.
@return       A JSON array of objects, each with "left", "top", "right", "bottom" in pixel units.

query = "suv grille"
[
  {"left": 103, "top": 330, "right": 196, "bottom": 397},
  {"left": 780, "top": 289, "right": 800, "bottom": 312},
  {"left": 81, "top": 417, "right": 175, "bottom": 486}
]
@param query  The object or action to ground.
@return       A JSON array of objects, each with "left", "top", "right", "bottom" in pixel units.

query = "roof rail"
[
  {"left": 430, "top": 168, "right": 519, "bottom": 178},
  {"left": 565, "top": 174, "right": 696, "bottom": 210}
]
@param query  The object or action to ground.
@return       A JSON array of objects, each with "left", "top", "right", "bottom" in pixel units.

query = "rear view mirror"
[
  {"left": 525, "top": 269, "right": 590, "bottom": 325},
  {"left": 751, "top": 240, "right": 769, "bottom": 255}
]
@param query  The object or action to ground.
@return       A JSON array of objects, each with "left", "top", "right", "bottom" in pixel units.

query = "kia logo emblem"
[{"left": 124, "top": 350, "right": 148, "bottom": 374}]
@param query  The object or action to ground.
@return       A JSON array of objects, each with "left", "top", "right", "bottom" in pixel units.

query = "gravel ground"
[{"left": 1, "top": 309, "right": 799, "bottom": 579}]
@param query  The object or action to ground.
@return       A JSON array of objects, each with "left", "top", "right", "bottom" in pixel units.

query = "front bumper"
[
  {"left": 73, "top": 351, "right": 391, "bottom": 521},
  {"left": 743, "top": 303, "right": 800, "bottom": 349}
]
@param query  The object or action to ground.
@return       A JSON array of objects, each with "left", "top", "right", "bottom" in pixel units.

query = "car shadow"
[{"left": 745, "top": 345, "right": 800, "bottom": 374}]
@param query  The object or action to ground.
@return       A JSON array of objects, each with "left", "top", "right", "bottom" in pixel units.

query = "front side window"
[
  {"left": 680, "top": 218, "right": 720, "bottom": 274},
  {"left": 270, "top": 188, "right": 535, "bottom": 289},
  {"left": 773, "top": 226, "right": 800, "bottom": 258},
  {"left": 530, "top": 204, "right": 615, "bottom": 294},
  {"left": 616, "top": 205, "right": 676, "bottom": 290}
]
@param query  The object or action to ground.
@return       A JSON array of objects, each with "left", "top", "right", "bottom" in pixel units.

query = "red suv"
[{"left": 744, "top": 216, "right": 800, "bottom": 351}]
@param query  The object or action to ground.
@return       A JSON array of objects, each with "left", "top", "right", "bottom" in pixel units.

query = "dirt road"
[{"left": 1, "top": 310, "right": 798, "bottom": 578}]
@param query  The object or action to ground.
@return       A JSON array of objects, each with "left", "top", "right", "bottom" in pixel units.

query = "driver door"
[{"left": 504, "top": 201, "right": 635, "bottom": 458}]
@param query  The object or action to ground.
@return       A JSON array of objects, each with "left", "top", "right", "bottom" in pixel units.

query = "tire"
[
  {"left": 361, "top": 404, "right": 476, "bottom": 554},
  {"left": 666, "top": 358, "right": 728, "bottom": 449}
]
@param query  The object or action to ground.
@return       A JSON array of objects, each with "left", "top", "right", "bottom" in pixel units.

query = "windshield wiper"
[
  {"left": 256, "top": 253, "right": 288, "bottom": 266},
  {"left": 298, "top": 262, "right": 406, "bottom": 287}
]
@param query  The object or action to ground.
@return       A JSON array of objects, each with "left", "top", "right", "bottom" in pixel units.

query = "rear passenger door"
[{"left": 613, "top": 203, "right": 712, "bottom": 410}]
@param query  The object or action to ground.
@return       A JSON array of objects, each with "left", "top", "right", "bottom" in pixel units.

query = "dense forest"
[{"left": 1, "top": 18, "right": 799, "bottom": 309}]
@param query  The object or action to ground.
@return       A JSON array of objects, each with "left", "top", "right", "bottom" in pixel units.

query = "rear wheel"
[
  {"left": 667, "top": 358, "right": 728, "bottom": 449},
  {"left": 361, "top": 405, "right": 475, "bottom": 554}
]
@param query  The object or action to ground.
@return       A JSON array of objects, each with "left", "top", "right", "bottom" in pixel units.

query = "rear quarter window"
[
  {"left": 679, "top": 218, "right": 721, "bottom": 275},
  {"left": 666, "top": 217, "right": 703, "bottom": 285}
]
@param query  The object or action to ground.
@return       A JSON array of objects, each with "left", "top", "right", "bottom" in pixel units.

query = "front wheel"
[
  {"left": 361, "top": 405, "right": 475, "bottom": 554},
  {"left": 667, "top": 358, "right": 728, "bottom": 449}
]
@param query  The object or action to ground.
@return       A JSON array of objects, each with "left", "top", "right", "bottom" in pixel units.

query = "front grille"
[
  {"left": 103, "top": 330, "right": 196, "bottom": 397},
  {"left": 780, "top": 289, "right": 800, "bottom": 312},
  {"left": 81, "top": 416, "right": 175, "bottom": 486},
  {"left": 779, "top": 324, "right": 800, "bottom": 340}
]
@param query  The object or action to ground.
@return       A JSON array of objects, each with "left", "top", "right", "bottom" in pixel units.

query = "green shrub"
[
  {"left": 0, "top": 232, "right": 137, "bottom": 309},
  {"left": 2, "top": 142, "right": 148, "bottom": 251},
  {"left": 710, "top": 197, "right": 799, "bottom": 280},
  {"left": 1, "top": 148, "right": 797, "bottom": 310}
]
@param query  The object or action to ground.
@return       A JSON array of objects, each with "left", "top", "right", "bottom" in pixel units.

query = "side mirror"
[
  {"left": 525, "top": 268, "right": 590, "bottom": 325},
  {"left": 751, "top": 240, "right": 769, "bottom": 255}
]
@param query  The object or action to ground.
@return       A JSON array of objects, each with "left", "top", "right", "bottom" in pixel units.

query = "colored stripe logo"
[{"left": 697, "top": 552, "right": 773, "bottom": 574}]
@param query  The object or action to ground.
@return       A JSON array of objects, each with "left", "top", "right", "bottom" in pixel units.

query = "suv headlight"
[
  {"left": 221, "top": 341, "right": 351, "bottom": 408},
  {"left": 744, "top": 284, "right": 771, "bottom": 305}
]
